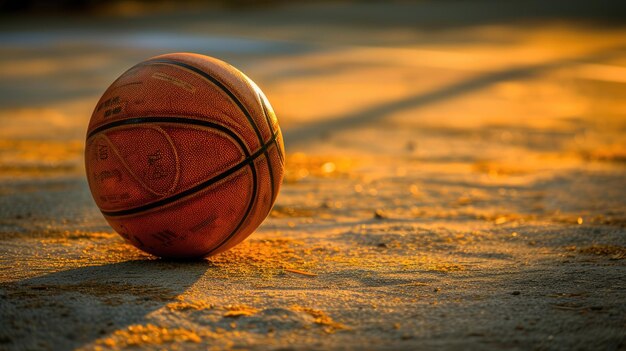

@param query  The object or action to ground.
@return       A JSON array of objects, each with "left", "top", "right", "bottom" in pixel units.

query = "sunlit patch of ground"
[
  {"left": 93, "top": 324, "right": 203, "bottom": 350},
  {"left": 282, "top": 152, "right": 356, "bottom": 183},
  {"left": 0, "top": 139, "right": 83, "bottom": 176},
  {"left": 205, "top": 238, "right": 312, "bottom": 276}
]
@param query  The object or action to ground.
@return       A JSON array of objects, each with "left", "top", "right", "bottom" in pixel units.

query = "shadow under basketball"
[{"left": 0, "top": 260, "right": 209, "bottom": 350}]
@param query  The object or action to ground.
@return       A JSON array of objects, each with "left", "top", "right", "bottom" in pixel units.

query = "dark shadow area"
[
  {"left": 0, "top": 260, "right": 209, "bottom": 350},
  {"left": 1, "top": 0, "right": 626, "bottom": 27}
]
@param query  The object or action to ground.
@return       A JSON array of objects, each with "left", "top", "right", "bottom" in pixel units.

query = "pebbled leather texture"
[{"left": 85, "top": 53, "right": 284, "bottom": 258}]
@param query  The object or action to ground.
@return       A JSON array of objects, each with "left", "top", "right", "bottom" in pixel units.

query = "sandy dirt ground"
[{"left": 1, "top": 1, "right": 625, "bottom": 350}]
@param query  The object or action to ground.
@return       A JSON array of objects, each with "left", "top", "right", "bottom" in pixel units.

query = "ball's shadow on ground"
[{"left": 0, "top": 260, "right": 209, "bottom": 350}]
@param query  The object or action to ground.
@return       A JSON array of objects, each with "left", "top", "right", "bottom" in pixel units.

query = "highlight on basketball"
[{"left": 1, "top": 1, "right": 625, "bottom": 350}]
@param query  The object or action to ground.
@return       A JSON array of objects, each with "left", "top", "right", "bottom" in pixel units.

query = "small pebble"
[{"left": 405, "top": 141, "right": 416, "bottom": 152}]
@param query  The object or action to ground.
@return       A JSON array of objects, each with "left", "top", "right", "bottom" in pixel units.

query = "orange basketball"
[{"left": 85, "top": 53, "right": 284, "bottom": 258}]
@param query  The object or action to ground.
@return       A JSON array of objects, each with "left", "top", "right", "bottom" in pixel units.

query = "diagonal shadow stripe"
[{"left": 283, "top": 45, "right": 626, "bottom": 147}]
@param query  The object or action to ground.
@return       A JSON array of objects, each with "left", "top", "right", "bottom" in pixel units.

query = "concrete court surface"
[{"left": 0, "top": 1, "right": 625, "bottom": 350}]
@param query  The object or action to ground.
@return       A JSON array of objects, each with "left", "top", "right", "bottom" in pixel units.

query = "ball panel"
[
  {"left": 274, "top": 127, "right": 286, "bottom": 165},
  {"left": 150, "top": 53, "right": 274, "bottom": 143},
  {"left": 88, "top": 124, "right": 246, "bottom": 213},
  {"left": 266, "top": 141, "right": 285, "bottom": 205},
  {"left": 208, "top": 144, "right": 283, "bottom": 255},
  {"left": 244, "top": 72, "right": 281, "bottom": 140},
  {"left": 86, "top": 134, "right": 163, "bottom": 212},
  {"left": 104, "top": 125, "right": 179, "bottom": 196},
  {"left": 104, "top": 168, "right": 254, "bottom": 258},
  {"left": 88, "top": 60, "right": 262, "bottom": 151},
  {"left": 161, "top": 126, "right": 245, "bottom": 194}
]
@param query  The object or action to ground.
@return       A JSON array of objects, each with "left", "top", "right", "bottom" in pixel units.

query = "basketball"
[{"left": 84, "top": 53, "right": 285, "bottom": 258}]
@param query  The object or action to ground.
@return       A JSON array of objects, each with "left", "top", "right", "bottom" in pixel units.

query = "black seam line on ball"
[
  {"left": 257, "top": 93, "right": 280, "bottom": 218},
  {"left": 101, "top": 132, "right": 272, "bottom": 217},
  {"left": 264, "top": 150, "right": 275, "bottom": 206},
  {"left": 140, "top": 59, "right": 282, "bottom": 196},
  {"left": 92, "top": 117, "right": 277, "bottom": 217},
  {"left": 201, "top": 146, "right": 258, "bottom": 257},
  {"left": 259, "top": 92, "right": 284, "bottom": 165},
  {"left": 145, "top": 59, "right": 282, "bottom": 214},
  {"left": 256, "top": 95, "right": 276, "bottom": 204},
  {"left": 144, "top": 59, "right": 265, "bottom": 145},
  {"left": 200, "top": 157, "right": 258, "bottom": 257},
  {"left": 140, "top": 59, "right": 280, "bottom": 255},
  {"left": 88, "top": 117, "right": 248, "bottom": 152}
]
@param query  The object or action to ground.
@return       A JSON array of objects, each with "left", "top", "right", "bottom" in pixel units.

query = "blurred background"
[
  {"left": 1, "top": 0, "right": 626, "bottom": 228},
  {"left": 1, "top": 0, "right": 626, "bottom": 170}
]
